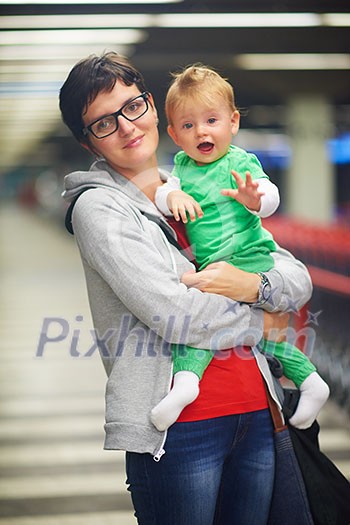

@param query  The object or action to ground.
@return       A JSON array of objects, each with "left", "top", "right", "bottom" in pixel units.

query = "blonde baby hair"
[{"left": 165, "top": 64, "right": 237, "bottom": 126}]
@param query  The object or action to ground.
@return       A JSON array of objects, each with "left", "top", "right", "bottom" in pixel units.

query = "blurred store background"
[{"left": 0, "top": 1, "right": 349, "bottom": 524}]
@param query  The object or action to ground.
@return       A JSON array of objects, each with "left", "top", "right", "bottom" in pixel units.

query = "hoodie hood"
[{"left": 62, "top": 158, "right": 170, "bottom": 217}]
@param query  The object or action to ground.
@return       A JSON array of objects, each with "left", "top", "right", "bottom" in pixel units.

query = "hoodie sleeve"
[
  {"left": 265, "top": 244, "right": 313, "bottom": 313},
  {"left": 72, "top": 188, "right": 264, "bottom": 351}
]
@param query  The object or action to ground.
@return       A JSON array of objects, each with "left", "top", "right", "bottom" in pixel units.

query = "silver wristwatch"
[{"left": 257, "top": 272, "right": 271, "bottom": 304}]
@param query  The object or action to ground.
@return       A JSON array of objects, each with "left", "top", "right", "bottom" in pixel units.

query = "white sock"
[
  {"left": 289, "top": 372, "right": 330, "bottom": 429},
  {"left": 151, "top": 371, "right": 200, "bottom": 431}
]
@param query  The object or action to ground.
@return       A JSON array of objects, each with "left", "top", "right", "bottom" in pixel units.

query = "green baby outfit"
[
  {"left": 175, "top": 145, "right": 276, "bottom": 272},
  {"left": 172, "top": 145, "right": 316, "bottom": 386}
]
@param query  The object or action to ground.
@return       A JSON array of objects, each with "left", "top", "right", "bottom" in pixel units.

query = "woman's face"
[{"left": 82, "top": 81, "right": 159, "bottom": 179}]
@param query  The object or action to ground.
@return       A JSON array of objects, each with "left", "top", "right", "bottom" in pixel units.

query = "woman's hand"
[{"left": 181, "top": 261, "right": 261, "bottom": 303}]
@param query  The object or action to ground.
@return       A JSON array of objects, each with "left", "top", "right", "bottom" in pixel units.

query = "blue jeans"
[{"left": 126, "top": 408, "right": 275, "bottom": 525}]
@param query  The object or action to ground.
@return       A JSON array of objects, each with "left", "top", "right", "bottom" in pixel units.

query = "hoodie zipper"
[
  {"left": 153, "top": 441, "right": 166, "bottom": 462},
  {"left": 152, "top": 211, "right": 183, "bottom": 463},
  {"left": 152, "top": 359, "right": 174, "bottom": 462}
]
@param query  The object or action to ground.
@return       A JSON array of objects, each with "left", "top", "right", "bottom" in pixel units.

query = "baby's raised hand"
[
  {"left": 221, "top": 170, "right": 264, "bottom": 212},
  {"left": 167, "top": 190, "right": 204, "bottom": 223}
]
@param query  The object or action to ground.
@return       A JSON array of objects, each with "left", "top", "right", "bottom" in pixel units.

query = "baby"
[{"left": 151, "top": 64, "right": 329, "bottom": 432}]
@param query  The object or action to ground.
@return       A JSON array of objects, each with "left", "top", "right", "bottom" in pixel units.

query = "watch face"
[
  {"left": 259, "top": 273, "right": 271, "bottom": 303},
  {"left": 262, "top": 280, "right": 272, "bottom": 301}
]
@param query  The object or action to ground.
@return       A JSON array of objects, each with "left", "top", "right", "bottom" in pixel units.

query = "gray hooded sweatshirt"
[{"left": 63, "top": 159, "right": 312, "bottom": 458}]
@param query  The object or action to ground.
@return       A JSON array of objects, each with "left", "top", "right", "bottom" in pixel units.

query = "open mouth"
[{"left": 197, "top": 142, "right": 214, "bottom": 153}]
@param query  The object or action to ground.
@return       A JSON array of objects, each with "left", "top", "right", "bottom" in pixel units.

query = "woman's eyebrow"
[{"left": 90, "top": 94, "right": 141, "bottom": 123}]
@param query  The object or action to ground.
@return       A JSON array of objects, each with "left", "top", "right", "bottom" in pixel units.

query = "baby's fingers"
[
  {"left": 231, "top": 170, "right": 245, "bottom": 188},
  {"left": 177, "top": 204, "right": 189, "bottom": 223},
  {"left": 221, "top": 188, "right": 238, "bottom": 199},
  {"left": 245, "top": 172, "right": 258, "bottom": 189},
  {"left": 193, "top": 201, "right": 204, "bottom": 220},
  {"left": 172, "top": 204, "right": 182, "bottom": 222},
  {"left": 185, "top": 201, "right": 203, "bottom": 222}
]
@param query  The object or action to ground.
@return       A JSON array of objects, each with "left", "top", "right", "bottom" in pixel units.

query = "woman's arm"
[
  {"left": 181, "top": 263, "right": 261, "bottom": 303},
  {"left": 181, "top": 244, "right": 312, "bottom": 314},
  {"left": 267, "top": 245, "right": 313, "bottom": 312},
  {"left": 73, "top": 189, "right": 264, "bottom": 350}
]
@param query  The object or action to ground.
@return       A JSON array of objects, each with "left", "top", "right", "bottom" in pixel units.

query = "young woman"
[{"left": 60, "top": 52, "right": 312, "bottom": 525}]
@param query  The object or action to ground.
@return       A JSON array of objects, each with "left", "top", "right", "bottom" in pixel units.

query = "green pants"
[{"left": 172, "top": 339, "right": 316, "bottom": 388}]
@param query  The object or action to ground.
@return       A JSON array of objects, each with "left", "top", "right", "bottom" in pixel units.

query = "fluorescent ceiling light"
[
  {"left": 0, "top": 66, "right": 74, "bottom": 83},
  {"left": 156, "top": 13, "right": 320, "bottom": 27},
  {"left": 0, "top": 64, "right": 75, "bottom": 75},
  {"left": 234, "top": 53, "right": 350, "bottom": 70},
  {"left": 320, "top": 13, "right": 350, "bottom": 26},
  {"left": 0, "top": 104, "right": 58, "bottom": 115},
  {"left": 0, "top": 81, "right": 63, "bottom": 95},
  {"left": 0, "top": 61, "right": 82, "bottom": 82},
  {"left": 0, "top": 44, "right": 132, "bottom": 61},
  {"left": 1, "top": 12, "right": 349, "bottom": 29},
  {"left": 1, "top": 14, "right": 153, "bottom": 29},
  {"left": 1, "top": 117, "right": 59, "bottom": 126},
  {"left": 0, "top": 29, "right": 146, "bottom": 45}
]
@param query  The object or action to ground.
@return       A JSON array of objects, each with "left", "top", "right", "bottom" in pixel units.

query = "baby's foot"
[
  {"left": 289, "top": 372, "right": 330, "bottom": 429},
  {"left": 151, "top": 371, "right": 199, "bottom": 431}
]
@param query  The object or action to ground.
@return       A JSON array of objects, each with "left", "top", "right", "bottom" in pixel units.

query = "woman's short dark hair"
[{"left": 59, "top": 51, "right": 147, "bottom": 144}]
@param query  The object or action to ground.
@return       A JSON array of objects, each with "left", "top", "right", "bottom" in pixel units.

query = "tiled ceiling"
[{"left": 0, "top": 0, "right": 349, "bottom": 175}]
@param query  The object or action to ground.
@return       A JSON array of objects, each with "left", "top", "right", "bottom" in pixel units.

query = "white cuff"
[{"left": 246, "top": 178, "right": 280, "bottom": 218}]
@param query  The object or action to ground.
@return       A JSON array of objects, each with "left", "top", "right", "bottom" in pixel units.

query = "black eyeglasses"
[{"left": 82, "top": 92, "right": 150, "bottom": 139}]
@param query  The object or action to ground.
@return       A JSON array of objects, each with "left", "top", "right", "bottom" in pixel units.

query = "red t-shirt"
[{"left": 167, "top": 218, "right": 268, "bottom": 422}]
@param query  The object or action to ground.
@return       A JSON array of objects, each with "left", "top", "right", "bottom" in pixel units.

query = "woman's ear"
[
  {"left": 147, "top": 92, "right": 159, "bottom": 123},
  {"left": 231, "top": 110, "right": 240, "bottom": 136},
  {"left": 167, "top": 125, "right": 180, "bottom": 146},
  {"left": 80, "top": 140, "right": 96, "bottom": 156}
]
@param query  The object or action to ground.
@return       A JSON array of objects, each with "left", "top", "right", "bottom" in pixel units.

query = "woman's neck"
[{"left": 120, "top": 165, "right": 163, "bottom": 203}]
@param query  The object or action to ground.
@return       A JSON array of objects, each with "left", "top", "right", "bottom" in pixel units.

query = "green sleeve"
[{"left": 231, "top": 147, "right": 269, "bottom": 183}]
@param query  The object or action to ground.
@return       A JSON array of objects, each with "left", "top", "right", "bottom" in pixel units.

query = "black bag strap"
[
  {"left": 264, "top": 381, "right": 287, "bottom": 433},
  {"left": 141, "top": 211, "right": 194, "bottom": 262},
  {"left": 64, "top": 188, "right": 194, "bottom": 262},
  {"left": 65, "top": 186, "right": 95, "bottom": 235}
]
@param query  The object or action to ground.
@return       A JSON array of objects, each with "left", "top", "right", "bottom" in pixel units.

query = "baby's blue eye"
[
  {"left": 208, "top": 117, "right": 217, "bottom": 124},
  {"left": 183, "top": 123, "right": 193, "bottom": 129}
]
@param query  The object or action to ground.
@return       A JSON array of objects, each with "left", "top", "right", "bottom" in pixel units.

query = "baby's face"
[{"left": 168, "top": 98, "right": 239, "bottom": 166}]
